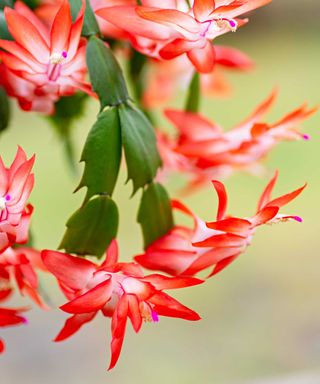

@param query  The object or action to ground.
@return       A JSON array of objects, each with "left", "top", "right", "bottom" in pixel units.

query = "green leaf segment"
[{"left": 60, "top": 3, "right": 173, "bottom": 257}]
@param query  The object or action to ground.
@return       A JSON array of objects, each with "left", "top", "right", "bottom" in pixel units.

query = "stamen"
[
  {"left": 214, "top": 17, "right": 238, "bottom": 32},
  {"left": 49, "top": 52, "right": 67, "bottom": 65}
]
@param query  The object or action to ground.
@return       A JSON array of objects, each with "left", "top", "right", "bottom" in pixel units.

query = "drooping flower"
[
  {"left": 0, "top": 266, "right": 28, "bottom": 354},
  {"left": 135, "top": 172, "right": 305, "bottom": 277},
  {"left": 143, "top": 45, "right": 254, "bottom": 108},
  {"left": 0, "top": 0, "right": 92, "bottom": 114},
  {"left": 42, "top": 241, "right": 202, "bottom": 370},
  {"left": 0, "top": 147, "right": 35, "bottom": 252},
  {"left": 97, "top": 0, "right": 271, "bottom": 72},
  {"left": 0, "top": 247, "right": 48, "bottom": 308},
  {"left": 158, "top": 92, "right": 316, "bottom": 192}
]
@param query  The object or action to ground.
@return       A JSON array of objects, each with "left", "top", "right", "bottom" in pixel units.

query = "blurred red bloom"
[
  {"left": 0, "top": 247, "right": 48, "bottom": 308},
  {"left": 135, "top": 172, "right": 305, "bottom": 277},
  {"left": 0, "top": 0, "right": 92, "bottom": 114},
  {"left": 158, "top": 92, "right": 316, "bottom": 192},
  {"left": 42, "top": 241, "right": 202, "bottom": 370},
  {"left": 0, "top": 266, "right": 28, "bottom": 354},
  {"left": 0, "top": 147, "right": 35, "bottom": 252},
  {"left": 143, "top": 45, "right": 254, "bottom": 108},
  {"left": 97, "top": 0, "right": 271, "bottom": 72}
]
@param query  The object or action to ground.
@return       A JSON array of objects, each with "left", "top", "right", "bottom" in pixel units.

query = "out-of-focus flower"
[
  {"left": 0, "top": 147, "right": 35, "bottom": 252},
  {"left": 0, "top": 266, "right": 28, "bottom": 353},
  {"left": 158, "top": 92, "right": 316, "bottom": 192},
  {"left": 143, "top": 45, "right": 254, "bottom": 108},
  {"left": 135, "top": 173, "right": 305, "bottom": 277},
  {"left": 0, "top": 247, "right": 48, "bottom": 308},
  {"left": 97, "top": 0, "right": 271, "bottom": 72},
  {"left": 0, "top": 0, "right": 92, "bottom": 114},
  {"left": 42, "top": 240, "right": 202, "bottom": 370}
]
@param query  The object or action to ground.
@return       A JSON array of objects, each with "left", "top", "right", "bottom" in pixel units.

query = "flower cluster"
[
  {"left": 0, "top": 0, "right": 316, "bottom": 375},
  {"left": 0, "top": 0, "right": 92, "bottom": 114},
  {"left": 0, "top": 148, "right": 47, "bottom": 352}
]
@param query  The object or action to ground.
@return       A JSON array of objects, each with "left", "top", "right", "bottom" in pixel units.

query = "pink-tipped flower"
[
  {"left": 0, "top": 1, "right": 92, "bottom": 114},
  {"left": 97, "top": 0, "right": 271, "bottom": 73},
  {"left": 0, "top": 266, "right": 28, "bottom": 354},
  {"left": 0, "top": 147, "right": 35, "bottom": 252},
  {"left": 159, "top": 91, "right": 316, "bottom": 193},
  {"left": 42, "top": 240, "right": 202, "bottom": 370},
  {"left": 135, "top": 173, "right": 306, "bottom": 277}
]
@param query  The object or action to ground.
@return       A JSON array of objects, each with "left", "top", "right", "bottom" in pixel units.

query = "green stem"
[{"left": 185, "top": 71, "right": 200, "bottom": 113}]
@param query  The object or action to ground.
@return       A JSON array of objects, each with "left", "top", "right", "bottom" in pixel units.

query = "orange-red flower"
[
  {"left": 158, "top": 92, "right": 316, "bottom": 192},
  {"left": 42, "top": 241, "right": 202, "bottom": 370},
  {"left": 143, "top": 45, "right": 254, "bottom": 108},
  {"left": 0, "top": 147, "right": 35, "bottom": 252},
  {"left": 135, "top": 173, "right": 305, "bottom": 277},
  {"left": 97, "top": 0, "right": 271, "bottom": 72},
  {"left": 0, "top": 0, "right": 92, "bottom": 114}
]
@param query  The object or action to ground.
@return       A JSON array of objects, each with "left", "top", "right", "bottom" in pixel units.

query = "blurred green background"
[{"left": 0, "top": 1, "right": 320, "bottom": 383}]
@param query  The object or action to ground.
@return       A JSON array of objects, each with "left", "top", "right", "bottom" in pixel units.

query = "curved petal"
[
  {"left": 50, "top": 0, "right": 72, "bottom": 54},
  {"left": 41, "top": 250, "right": 96, "bottom": 290},
  {"left": 193, "top": 0, "right": 215, "bottom": 22},
  {"left": 108, "top": 294, "right": 129, "bottom": 370},
  {"left": 4, "top": 7, "right": 49, "bottom": 63},
  {"left": 211, "top": 180, "right": 228, "bottom": 220},
  {"left": 60, "top": 277, "right": 113, "bottom": 314},
  {"left": 54, "top": 312, "right": 97, "bottom": 342},
  {"left": 187, "top": 41, "right": 215, "bottom": 73}
]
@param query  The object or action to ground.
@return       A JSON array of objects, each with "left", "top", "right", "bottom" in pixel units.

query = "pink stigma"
[
  {"left": 303, "top": 134, "right": 310, "bottom": 140},
  {"left": 293, "top": 216, "right": 303, "bottom": 223},
  {"left": 152, "top": 310, "right": 159, "bottom": 322},
  {"left": 62, "top": 51, "right": 68, "bottom": 58},
  {"left": 5, "top": 195, "right": 11, "bottom": 201}
]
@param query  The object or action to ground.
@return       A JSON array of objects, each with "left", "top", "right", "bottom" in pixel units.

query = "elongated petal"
[
  {"left": 127, "top": 294, "right": 142, "bottom": 333},
  {"left": 4, "top": 7, "right": 49, "bottom": 63},
  {"left": 143, "top": 274, "right": 203, "bottom": 289},
  {"left": 150, "top": 291, "right": 200, "bottom": 321},
  {"left": 266, "top": 184, "right": 307, "bottom": 209},
  {"left": 50, "top": 0, "right": 72, "bottom": 54},
  {"left": 97, "top": 6, "right": 179, "bottom": 41},
  {"left": 250, "top": 206, "right": 279, "bottom": 226},
  {"left": 194, "top": 0, "right": 215, "bottom": 21},
  {"left": 60, "top": 278, "right": 113, "bottom": 314},
  {"left": 101, "top": 239, "right": 118, "bottom": 268},
  {"left": 187, "top": 41, "right": 215, "bottom": 73},
  {"left": 193, "top": 232, "right": 247, "bottom": 248},
  {"left": 165, "top": 109, "right": 221, "bottom": 140},
  {"left": 212, "top": 180, "right": 228, "bottom": 220},
  {"left": 41, "top": 250, "right": 96, "bottom": 290},
  {"left": 206, "top": 217, "right": 251, "bottom": 234},
  {"left": 257, "top": 170, "right": 278, "bottom": 210},
  {"left": 109, "top": 294, "right": 129, "bottom": 370},
  {"left": 54, "top": 312, "right": 96, "bottom": 342},
  {"left": 211, "top": 0, "right": 272, "bottom": 19},
  {"left": 137, "top": 7, "right": 200, "bottom": 38},
  {"left": 184, "top": 248, "right": 240, "bottom": 276}
]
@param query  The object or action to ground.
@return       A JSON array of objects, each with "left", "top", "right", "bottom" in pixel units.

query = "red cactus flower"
[
  {"left": 135, "top": 173, "right": 306, "bottom": 277},
  {"left": 0, "top": 247, "right": 48, "bottom": 308},
  {"left": 0, "top": 0, "right": 92, "bottom": 113},
  {"left": 143, "top": 45, "right": 254, "bottom": 108},
  {"left": 0, "top": 147, "right": 35, "bottom": 252},
  {"left": 97, "top": 0, "right": 271, "bottom": 72},
  {"left": 158, "top": 91, "right": 316, "bottom": 193},
  {"left": 42, "top": 240, "right": 202, "bottom": 370}
]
